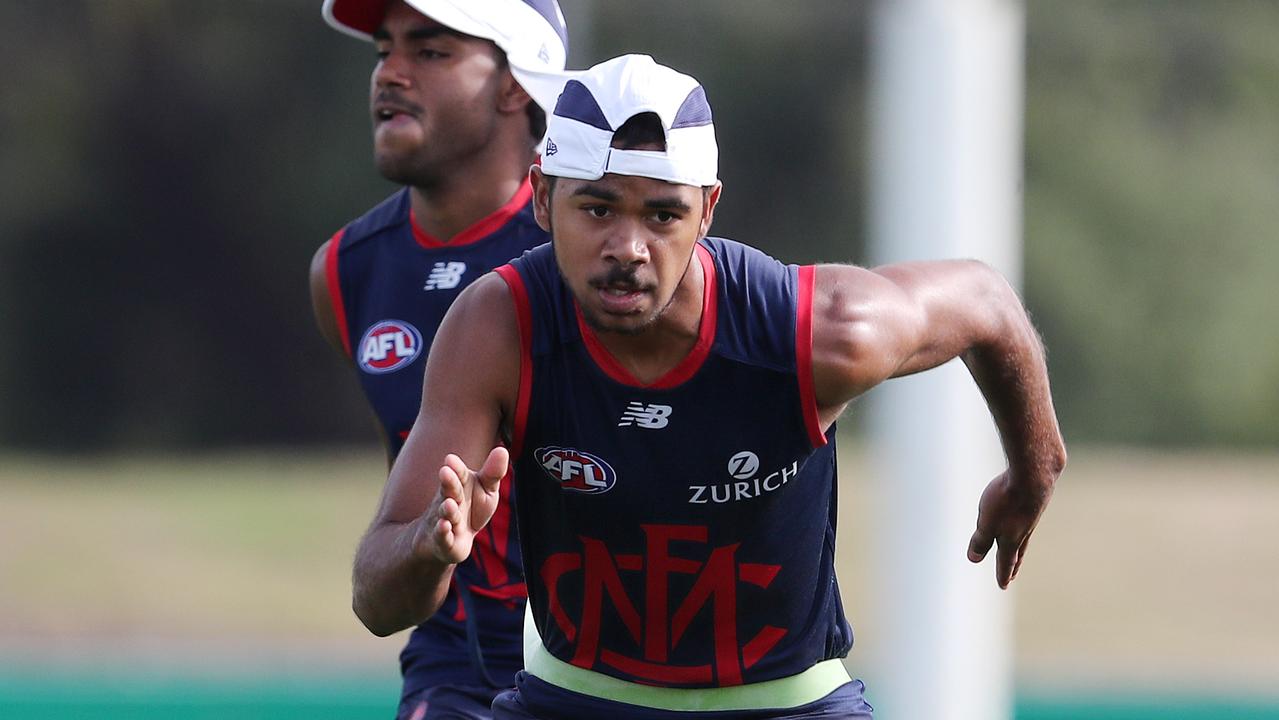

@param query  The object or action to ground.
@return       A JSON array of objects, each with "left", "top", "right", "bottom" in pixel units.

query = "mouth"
[
  {"left": 592, "top": 282, "right": 651, "bottom": 314},
  {"left": 374, "top": 106, "right": 416, "bottom": 124},
  {"left": 372, "top": 95, "right": 423, "bottom": 125}
]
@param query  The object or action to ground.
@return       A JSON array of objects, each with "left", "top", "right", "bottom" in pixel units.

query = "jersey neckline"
[
  {"left": 409, "top": 178, "right": 533, "bottom": 249},
  {"left": 574, "top": 243, "right": 717, "bottom": 390}
]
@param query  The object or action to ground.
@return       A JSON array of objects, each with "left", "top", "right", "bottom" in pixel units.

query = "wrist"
[{"left": 1008, "top": 441, "right": 1067, "bottom": 490}]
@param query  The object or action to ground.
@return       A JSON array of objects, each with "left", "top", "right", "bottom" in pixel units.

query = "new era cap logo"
[
  {"left": 618, "top": 402, "right": 672, "bottom": 429},
  {"left": 545, "top": 138, "right": 557, "bottom": 156}
]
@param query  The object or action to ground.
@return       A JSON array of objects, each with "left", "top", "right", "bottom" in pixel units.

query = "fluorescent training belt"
[{"left": 523, "top": 605, "right": 851, "bottom": 712}]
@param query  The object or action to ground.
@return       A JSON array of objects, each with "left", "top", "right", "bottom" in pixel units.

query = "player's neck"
[
  {"left": 591, "top": 252, "right": 707, "bottom": 385},
  {"left": 409, "top": 145, "right": 535, "bottom": 243}
]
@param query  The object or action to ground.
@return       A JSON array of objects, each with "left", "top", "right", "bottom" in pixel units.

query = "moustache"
[
  {"left": 373, "top": 90, "right": 424, "bottom": 116},
  {"left": 590, "top": 265, "right": 650, "bottom": 292}
]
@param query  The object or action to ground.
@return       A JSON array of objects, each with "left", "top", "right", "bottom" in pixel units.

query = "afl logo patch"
[
  {"left": 536, "top": 446, "right": 616, "bottom": 494},
  {"left": 358, "top": 320, "right": 422, "bottom": 374}
]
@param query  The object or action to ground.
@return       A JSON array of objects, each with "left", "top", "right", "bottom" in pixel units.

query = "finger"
[
  {"left": 995, "top": 536, "right": 1018, "bottom": 589},
  {"left": 468, "top": 464, "right": 504, "bottom": 534},
  {"left": 442, "top": 454, "right": 471, "bottom": 486},
  {"left": 434, "top": 517, "right": 455, "bottom": 553},
  {"left": 439, "top": 496, "right": 462, "bottom": 526},
  {"left": 967, "top": 527, "right": 993, "bottom": 563},
  {"left": 1010, "top": 534, "right": 1032, "bottom": 583},
  {"left": 438, "top": 463, "right": 463, "bottom": 500}
]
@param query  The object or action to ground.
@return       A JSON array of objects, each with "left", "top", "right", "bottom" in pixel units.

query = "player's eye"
[
  {"left": 586, "top": 206, "right": 610, "bottom": 219},
  {"left": 654, "top": 211, "right": 677, "bottom": 224}
]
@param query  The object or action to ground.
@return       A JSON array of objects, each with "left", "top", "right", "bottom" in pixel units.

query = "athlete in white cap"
[
  {"left": 356, "top": 54, "right": 1065, "bottom": 719},
  {"left": 308, "top": 2, "right": 572, "bottom": 718}
]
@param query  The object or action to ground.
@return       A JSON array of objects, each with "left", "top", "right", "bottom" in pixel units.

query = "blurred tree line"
[
  {"left": 1022, "top": 2, "right": 1279, "bottom": 447},
  {"left": 0, "top": 0, "right": 1275, "bottom": 452}
]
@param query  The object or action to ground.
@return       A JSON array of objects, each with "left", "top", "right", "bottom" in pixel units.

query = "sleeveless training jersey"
[
  {"left": 495, "top": 237, "right": 853, "bottom": 690},
  {"left": 325, "top": 181, "right": 543, "bottom": 694}
]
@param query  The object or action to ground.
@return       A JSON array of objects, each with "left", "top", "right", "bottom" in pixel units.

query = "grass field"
[{"left": 2, "top": 443, "right": 1277, "bottom": 717}]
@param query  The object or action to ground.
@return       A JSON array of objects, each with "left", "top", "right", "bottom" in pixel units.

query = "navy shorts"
[
  {"left": 491, "top": 672, "right": 873, "bottom": 720},
  {"left": 397, "top": 684, "right": 507, "bottom": 720}
]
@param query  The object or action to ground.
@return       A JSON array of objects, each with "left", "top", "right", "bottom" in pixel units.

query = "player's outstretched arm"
[
  {"left": 810, "top": 260, "right": 1067, "bottom": 589},
  {"left": 351, "top": 273, "right": 521, "bottom": 636}
]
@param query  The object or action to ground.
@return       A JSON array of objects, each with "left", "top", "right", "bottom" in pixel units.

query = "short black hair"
[
  {"left": 609, "top": 112, "right": 713, "bottom": 204},
  {"left": 610, "top": 112, "right": 666, "bottom": 150},
  {"left": 527, "top": 103, "right": 547, "bottom": 143}
]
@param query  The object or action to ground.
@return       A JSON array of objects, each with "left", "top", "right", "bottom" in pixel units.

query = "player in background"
[
  {"left": 308, "top": 1, "right": 572, "bottom": 717},
  {"left": 353, "top": 54, "right": 1067, "bottom": 719}
]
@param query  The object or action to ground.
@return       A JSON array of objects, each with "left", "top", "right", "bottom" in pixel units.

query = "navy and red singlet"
[
  {"left": 325, "top": 181, "right": 545, "bottom": 704},
  {"left": 495, "top": 237, "right": 858, "bottom": 698}
]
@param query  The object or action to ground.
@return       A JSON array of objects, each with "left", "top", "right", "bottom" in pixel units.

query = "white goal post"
[{"left": 865, "top": 0, "right": 1025, "bottom": 718}]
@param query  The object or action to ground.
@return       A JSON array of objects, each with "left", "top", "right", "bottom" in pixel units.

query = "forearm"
[
  {"left": 961, "top": 273, "right": 1067, "bottom": 488},
  {"left": 351, "top": 519, "right": 453, "bottom": 637},
  {"left": 346, "top": 274, "right": 519, "bottom": 635}
]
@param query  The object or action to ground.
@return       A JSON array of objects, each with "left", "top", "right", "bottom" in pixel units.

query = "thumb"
[
  {"left": 476, "top": 446, "right": 509, "bottom": 490},
  {"left": 968, "top": 526, "right": 993, "bottom": 563}
]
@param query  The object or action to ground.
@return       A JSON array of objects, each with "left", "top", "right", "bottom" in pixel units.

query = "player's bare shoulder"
[
  {"left": 436, "top": 270, "right": 521, "bottom": 345},
  {"left": 423, "top": 270, "right": 523, "bottom": 423},
  {"left": 809, "top": 263, "right": 921, "bottom": 412},
  {"left": 309, "top": 237, "right": 348, "bottom": 360}
]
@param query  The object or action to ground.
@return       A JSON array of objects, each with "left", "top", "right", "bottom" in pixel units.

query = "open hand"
[
  {"left": 416, "top": 447, "right": 509, "bottom": 564},
  {"left": 966, "top": 470, "right": 1054, "bottom": 589}
]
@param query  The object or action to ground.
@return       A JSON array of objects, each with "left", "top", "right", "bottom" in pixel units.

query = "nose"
[
  {"left": 373, "top": 50, "right": 411, "bottom": 89},
  {"left": 602, "top": 222, "right": 649, "bottom": 267}
]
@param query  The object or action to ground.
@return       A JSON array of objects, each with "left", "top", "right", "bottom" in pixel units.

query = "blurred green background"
[{"left": 1, "top": 0, "right": 1277, "bottom": 717}]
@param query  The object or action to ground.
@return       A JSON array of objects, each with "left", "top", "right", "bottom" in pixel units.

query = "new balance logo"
[
  {"left": 424, "top": 262, "right": 466, "bottom": 291},
  {"left": 617, "top": 402, "right": 672, "bottom": 429}
]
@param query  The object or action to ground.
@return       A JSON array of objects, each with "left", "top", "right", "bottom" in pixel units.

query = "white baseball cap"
[
  {"left": 541, "top": 54, "right": 718, "bottom": 188},
  {"left": 322, "top": 0, "right": 572, "bottom": 114}
]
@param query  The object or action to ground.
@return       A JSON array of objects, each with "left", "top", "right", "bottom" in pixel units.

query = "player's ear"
[
  {"left": 497, "top": 69, "right": 533, "bottom": 115},
  {"left": 698, "top": 182, "right": 722, "bottom": 239},
  {"left": 529, "top": 166, "right": 552, "bottom": 232}
]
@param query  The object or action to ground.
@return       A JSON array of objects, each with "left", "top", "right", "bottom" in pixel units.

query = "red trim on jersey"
[
  {"left": 324, "top": 229, "right": 353, "bottom": 358},
  {"left": 410, "top": 179, "right": 533, "bottom": 249},
  {"left": 495, "top": 264, "right": 533, "bottom": 458},
  {"left": 575, "top": 244, "right": 717, "bottom": 390},
  {"left": 796, "top": 265, "right": 827, "bottom": 448}
]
